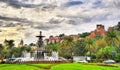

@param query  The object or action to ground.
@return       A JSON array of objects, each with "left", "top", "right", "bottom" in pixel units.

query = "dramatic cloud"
[
  {"left": 0, "top": 0, "right": 42, "bottom": 8},
  {"left": 0, "top": 0, "right": 119, "bottom": 45}
]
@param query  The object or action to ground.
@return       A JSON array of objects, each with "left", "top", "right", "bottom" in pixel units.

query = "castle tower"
[
  {"left": 86, "top": 24, "right": 106, "bottom": 38},
  {"left": 96, "top": 24, "right": 106, "bottom": 36}
]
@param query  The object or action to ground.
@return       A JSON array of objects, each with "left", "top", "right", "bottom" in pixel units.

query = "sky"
[{"left": 0, "top": 0, "right": 120, "bottom": 45}]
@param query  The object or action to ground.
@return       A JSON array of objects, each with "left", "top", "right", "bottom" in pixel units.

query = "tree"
[
  {"left": 95, "top": 39, "right": 107, "bottom": 60},
  {"left": 105, "top": 29, "right": 119, "bottom": 48},
  {"left": 114, "top": 22, "right": 120, "bottom": 31},
  {"left": 80, "top": 32, "right": 90, "bottom": 38},
  {"left": 7, "top": 40, "right": 15, "bottom": 49},
  {"left": 21, "top": 44, "right": 32, "bottom": 52},
  {"left": 96, "top": 39, "right": 106, "bottom": 50},
  {"left": 85, "top": 38, "right": 96, "bottom": 59},
  {"left": 96, "top": 46, "right": 116, "bottom": 60},
  {"left": 25, "top": 47, "right": 32, "bottom": 52},
  {"left": 0, "top": 40, "right": 15, "bottom": 59},
  {"left": 74, "top": 40, "right": 87, "bottom": 56},
  {"left": 1, "top": 49, "right": 10, "bottom": 59},
  {"left": 59, "top": 37, "right": 75, "bottom": 58},
  {"left": 0, "top": 44, "right": 3, "bottom": 59},
  {"left": 7, "top": 40, "right": 15, "bottom": 58},
  {"left": 45, "top": 43, "right": 60, "bottom": 52},
  {"left": 11, "top": 47, "right": 21, "bottom": 57},
  {"left": 95, "top": 36, "right": 103, "bottom": 40}
]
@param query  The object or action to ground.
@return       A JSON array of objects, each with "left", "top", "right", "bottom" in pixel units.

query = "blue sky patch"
[{"left": 64, "top": 1, "right": 83, "bottom": 7}]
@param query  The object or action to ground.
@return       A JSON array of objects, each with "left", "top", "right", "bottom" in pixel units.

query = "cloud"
[
  {"left": 48, "top": 18, "right": 65, "bottom": 24},
  {"left": 0, "top": 0, "right": 119, "bottom": 45},
  {"left": 0, "top": 15, "right": 29, "bottom": 23},
  {"left": 33, "top": 23, "right": 60, "bottom": 30},
  {"left": 0, "top": 0, "right": 22, "bottom": 8},
  {"left": 0, "top": 15, "right": 44, "bottom": 27},
  {"left": 0, "top": 0, "right": 59, "bottom": 10},
  {"left": 92, "top": 0, "right": 104, "bottom": 8}
]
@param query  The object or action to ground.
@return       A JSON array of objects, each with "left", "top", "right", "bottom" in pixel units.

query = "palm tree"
[
  {"left": 85, "top": 38, "right": 96, "bottom": 60},
  {"left": 7, "top": 40, "right": 15, "bottom": 49},
  {"left": 5, "top": 40, "right": 15, "bottom": 58},
  {"left": 105, "top": 29, "right": 120, "bottom": 59},
  {"left": 60, "top": 37, "right": 75, "bottom": 58},
  {"left": 105, "top": 29, "right": 119, "bottom": 48},
  {"left": 74, "top": 40, "right": 87, "bottom": 56}
]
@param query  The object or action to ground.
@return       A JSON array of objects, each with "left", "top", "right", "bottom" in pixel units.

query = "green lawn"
[
  {"left": 0, "top": 63, "right": 120, "bottom": 70},
  {"left": 0, "top": 64, "right": 43, "bottom": 70},
  {"left": 51, "top": 63, "right": 120, "bottom": 70},
  {"left": 32, "top": 64, "right": 52, "bottom": 67}
]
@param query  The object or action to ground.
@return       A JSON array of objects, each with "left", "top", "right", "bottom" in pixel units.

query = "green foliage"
[
  {"left": 0, "top": 44, "right": 3, "bottom": 50},
  {"left": 11, "top": 47, "right": 21, "bottom": 57},
  {"left": 85, "top": 38, "right": 96, "bottom": 57},
  {"left": 96, "top": 46, "right": 116, "bottom": 59},
  {"left": 95, "top": 36, "right": 103, "bottom": 40},
  {"left": 6, "top": 40, "right": 15, "bottom": 49},
  {"left": 116, "top": 45, "right": 120, "bottom": 53},
  {"left": 1, "top": 28, "right": 119, "bottom": 63},
  {"left": 1, "top": 49, "right": 10, "bottom": 58},
  {"left": 0, "top": 40, "right": 33, "bottom": 59},
  {"left": 45, "top": 43, "right": 60, "bottom": 51},
  {"left": 94, "top": 29, "right": 120, "bottom": 60},
  {"left": 0, "top": 44, "right": 3, "bottom": 59},
  {"left": 64, "top": 37, "right": 73, "bottom": 42},
  {"left": 59, "top": 37, "right": 75, "bottom": 58},
  {"left": 115, "top": 53, "right": 120, "bottom": 61},
  {"left": 74, "top": 40, "right": 87, "bottom": 56},
  {"left": 105, "top": 29, "right": 119, "bottom": 47},
  {"left": 25, "top": 47, "right": 31, "bottom": 52},
  {"left": 80, "top": 32, "right": 90, "bottom": 38}
]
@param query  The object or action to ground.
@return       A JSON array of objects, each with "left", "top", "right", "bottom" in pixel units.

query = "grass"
[
  {"left": 51, "top": 63, "right": 120, "bottom": 70},
  {"left": 0, "top": 63, "right": 120, "bottom": 70},
  {"left": 0, "top": 64, "right": 43, "bottom": 70},
  {"left": 32, "top": 64, "right": 52, "bottom": 67}
]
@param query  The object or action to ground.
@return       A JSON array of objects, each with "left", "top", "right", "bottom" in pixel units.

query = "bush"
[
  {"left": 115, "top": 53, "right": 120, "bottom": 62},
  {"left": 64, "top": 55, "right": 72, "bottom": 59},
  {"left": 96, "top": 46, "right": 116, "bottom": 60}
]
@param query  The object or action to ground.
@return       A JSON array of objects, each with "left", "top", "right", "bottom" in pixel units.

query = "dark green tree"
[
  {"left": 0, "top": 44, "right": 3, "bottom": 59},
  {"left": 45, "top": 43, "right": 60, "bottom": 52},
  {"left": 7, "top": 40, "right": 15, "bottom": 49},
  {"left": 59, "top": 37, "right": 75, "bottom": 58},
  {"left": 11, "top": 47, "right": 21, "bottom": 57},
  {"left": 74, "top": 40, "right": 87, "bottom": 56},
  {"left": 105, "top": 29, "right": 119, "bottom": 47},
  {"left": 85, "top": 38, "right": 96, "bottom": 59},
  {"left": 80, "top": 32, "right": 90, "bottom": 38}
]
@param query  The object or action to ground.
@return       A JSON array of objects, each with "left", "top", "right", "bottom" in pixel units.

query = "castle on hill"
[
  {"left": 86, "top": 24, "right": 106, "bottom": 38},
  {"left": 44, "top": 24, "right": 106, "bottom": 45}
]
